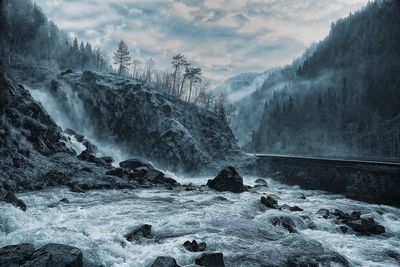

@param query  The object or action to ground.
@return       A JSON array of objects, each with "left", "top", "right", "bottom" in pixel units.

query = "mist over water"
[{"left": 1, "top": 176, "right": 399, "bottom": 267}]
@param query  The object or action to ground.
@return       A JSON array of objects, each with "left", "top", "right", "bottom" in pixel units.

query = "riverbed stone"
[
  {"left": 207, "top": 166, "right": 247, "bottom": 193},
  {"left": 151, "top": 256, "right": 180, "bottom": 267},
  {"left": 23, "top": 243, "right": 82, "bottom": 267},
  {"left": 195, "top": 252, "right": 225, "bottom": 267},
  {"left": 260, "top": 195, "right": 279, "bottom": 209},
  {"left": 0, "top": 188, "right": 27, "bottom": 211},
  {"left": 0, "top": 243, "right": 35, "bottom": 267},
  {"left": 125, "top": 224, "right": 153, "bottom": 242},
  {"left": 346, "top": 217, "right": 385, "bottom": 235},
  {"left": 183, "top": 240, "right": 206, "bottom": 252}
]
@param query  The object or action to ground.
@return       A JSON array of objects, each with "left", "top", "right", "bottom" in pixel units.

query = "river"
[{"left": 1, "top": 176, "right": 399, "bottom": 266}]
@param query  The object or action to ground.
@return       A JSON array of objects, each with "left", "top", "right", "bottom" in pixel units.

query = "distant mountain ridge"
[
  {"left": 238, "top": 0, "right": 400, "bottom": 157},
  {"left": 212, "top": 72, "right": 270, "bottom": 103}
]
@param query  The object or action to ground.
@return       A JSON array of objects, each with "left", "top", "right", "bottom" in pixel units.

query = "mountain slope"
[
  {"left": 247, "top": 0, "right": 400, "bottom": 157},
  {"left": 213, "top": 72, "right": 266, "bottom": 103}
]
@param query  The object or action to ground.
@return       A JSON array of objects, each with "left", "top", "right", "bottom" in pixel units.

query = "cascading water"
[{"left": 27, "top": 82, "right": 128, "bottom": 164}]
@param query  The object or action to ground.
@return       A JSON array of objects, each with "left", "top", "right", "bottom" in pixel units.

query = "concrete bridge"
[{"left": 251, "top": 153, "right": 400, "bottom": 206}]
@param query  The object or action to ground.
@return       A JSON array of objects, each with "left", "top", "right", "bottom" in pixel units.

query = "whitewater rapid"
[{"left": 1, "top": 176, "right": 399, "bottom": 267}]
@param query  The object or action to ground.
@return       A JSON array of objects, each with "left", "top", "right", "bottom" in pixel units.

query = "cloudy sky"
[{"left": 35, "top": 0, "right": 367, "bottom": 86}]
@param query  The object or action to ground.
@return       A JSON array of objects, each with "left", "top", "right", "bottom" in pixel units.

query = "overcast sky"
[{"left": 35, "top": 0, "right": 367, "bottom": 86}]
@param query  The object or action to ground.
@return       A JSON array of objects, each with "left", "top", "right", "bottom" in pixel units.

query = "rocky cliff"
[
  {"left": 47, "top": 70, "right": 249, "bottom": 173},
  {"left": 0, "top": 71, "right": 69, "bottom": 190},
  {"left": 0, "top": 70, "right": 181, "bottom": 197}
]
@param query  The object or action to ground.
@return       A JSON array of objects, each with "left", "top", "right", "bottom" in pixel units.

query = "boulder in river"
[
  {"left": 24, "top": 243, "right": 82, "bottom": 267},
  {"left": 125, "top": 224, "right": 153, "bottom": 242},
  {"left": 151, "top": 256, "right": 180, "bottom": 267},
  {"left": 260, "top": 195, "right": 279, "bottom": 209},
  {"left": 270, "top": 216, "right": 297, "bottom": 233},
  {"left": 47, "top": 198, "right": 70, "bottom": 208},
  {"left": 319, "top": 209, "right": 385, "bottom": 236},
  {"left": 183, "top": 240, "right": 206, "bottom": 252},
  {"left": 0, "top": 188, "right": 27, "bottom": 211},
  {"left": 195, "top": 252, "right": 225, "bottom": 267},
  {"left": 346, "top": 217, "right": 385, "bottom": 235},
  {"left": 332, "top": 209, "right": 351, "bottom": 220},
  {"left": 206, "top": 166, "right": 247, "bottom": 193},
  {"left": 289, "top": 206, "right": 304, "bottom": 212},
  {"left": 0, "top": 243, "right": 35, "bottom": 266}
]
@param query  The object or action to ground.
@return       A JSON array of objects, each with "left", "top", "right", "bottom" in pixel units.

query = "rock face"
[
  {"left": 49, "top": 71, "right": 249, "bottom": 172},
  {"left": 0, "top": 243, "right": 35, "bottom": 266},
  {"left": 207, "top": 166, "right": 247, "bottom": 193},
  {"left": 24, "top": 243, "right": 82, "bottom": 267},
  {"left": 0, "top": 243, "right": 82, "bottom": 267},
  {"left": 195, "top": 252, "right": 225, "bottom": 267},
  {"left": 0, "top": 73, "right": 71, "bottom": 191},
  {"left": 151, "top": 256, "right": 180, "bottom": 267}
]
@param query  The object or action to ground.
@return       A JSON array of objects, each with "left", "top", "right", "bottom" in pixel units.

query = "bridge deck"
[{"left": 250, "top": 153, "right": 400, "bottom": 168}]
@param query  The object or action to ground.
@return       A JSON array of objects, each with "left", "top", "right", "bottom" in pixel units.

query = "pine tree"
[{"left": 113, "top": 40, "right": 131, "bottom": 76}]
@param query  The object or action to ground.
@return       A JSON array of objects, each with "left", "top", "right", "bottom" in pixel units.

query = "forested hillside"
[
  {"left": 0, "top": 0, "right": 109, "bottom": 74},
  {"left": 251, "top": 0, "right": 400, "bottom": 158}
]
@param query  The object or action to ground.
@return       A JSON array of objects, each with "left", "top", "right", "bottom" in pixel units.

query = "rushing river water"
[{"left": 1, "top": 175, "right": 399, "bottom": 267}]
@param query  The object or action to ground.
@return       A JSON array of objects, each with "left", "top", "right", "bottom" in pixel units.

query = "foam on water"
[{"left": 1, "top": 176, "right": 399, "bottom": 267}]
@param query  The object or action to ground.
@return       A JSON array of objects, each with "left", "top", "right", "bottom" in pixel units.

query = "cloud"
[{"left": 35, "top": 0, "right": 368, "bottom": 86}]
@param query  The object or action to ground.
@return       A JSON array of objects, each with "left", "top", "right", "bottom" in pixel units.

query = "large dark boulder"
[
  {"left": 183, "top": 240, "right": 206, "bottom": 252},
  {"left": 319, "top": 209, "right": 385, "bottom": 236},
  {"left": 0, "top": 243, "right": 35, "bottom": 267},
  {"left": 23, "top": 243, "right": 82, "bottom": 267},
  {"left": 207, "top": 167, "right": 247, "bottom": 193},
  {"left": 124, "top": 224, "right": 153, "bottom": 242},
  {"left": 270, "top": 216, "right": 297, "bottom": 233},
  {"left": 346, "top": 217, "right": 385, "bottom": 236},
  {"left": 119, "top": 159, "right": 153, "bottom": 171},
  {"left": 0, "top": 188, "right": 27, "bottom": 211},
  {"left": 151, "top": 256, "right": 180, "bottom": 267},
  {"left": 260, "top": 195, "right": 279, "bottom": 209},
  {"left": 195, "top": 252, "right": 225, "bottom": 267}
]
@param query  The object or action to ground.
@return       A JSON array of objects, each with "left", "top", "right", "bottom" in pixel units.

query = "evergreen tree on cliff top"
[{"left": 114, "top": 40, "right": 131, "bottom": 76}]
